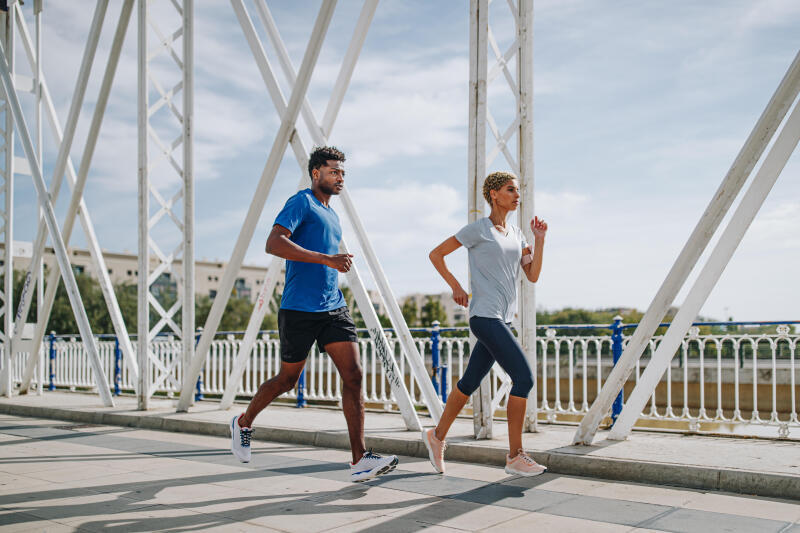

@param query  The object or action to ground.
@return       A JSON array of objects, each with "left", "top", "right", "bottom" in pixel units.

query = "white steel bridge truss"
[{"left": 1, "top": 0, "right": 792, "bottom": 446}]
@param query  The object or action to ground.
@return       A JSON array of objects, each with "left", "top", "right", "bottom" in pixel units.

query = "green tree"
[
  {"left": 39, "top": 269, "right": 114, "bottom": 334},
  {"left": 25, "top": 266, "right": 279, "bottom": 335},
  {"left": 114, "top": 282, "right": 138, "bottom": 330},
  {"left": 195, "top": 293, "right": 278, "bottom": 332},
  {"left": 401, "top": 298, "right": 419, "bottom": 327},
  {"left": 377, "top": 313, "right": 392, "bottom": 328},
  {"left": 420, "top": 296, "right": 448, "bottom": 327}
]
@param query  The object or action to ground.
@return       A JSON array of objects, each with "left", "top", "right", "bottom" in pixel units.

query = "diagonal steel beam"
[
  {"left": 0, "top": 29, "right": 113, "bottom": 407},
  {"left": 609, "top": 98, "right": 800, "bottom": 440},
  {"left": 222, "top": 0, "right": 431, "bottom": 428},
  {"left": 177, "top": 0, "right": 337, "bottom": 412},
  {"left": 18, "top": 1, "right": 138, "bottom": 394},
  {"left": 220, "top": 0, "right": 368, "bottom": 399},
  {"left": 256, "top": 0, "right": 442, "bottom": 423},
  {"left": 10, "top": 1, "right": 107, "bottom": 357},
  {"left": 517, "top": 0, "right": 537, "bottom": 432},
  {"left": 573, "top": 49, "right": 800, "bottom": 445}
]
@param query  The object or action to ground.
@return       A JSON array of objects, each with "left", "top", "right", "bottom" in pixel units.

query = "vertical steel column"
[
  {"left": 182, "top": 0, "right": 195, "bottom": 387},
  {"left": 468, "top": 0, "right": 534, "bottom": 437},
  {"left": 33, "top": 0, "right": 42, "bottom": 395},
  {"left": 136, "top": 0, "right": 150, "bottom": 409},
  {"left": 138, "top": 0, "right": 194, "bottom": 410},
  {"left": 517, "top": 0, "right": 537, "bottom": 432},
  {"left": 468, "top": 0, "right": 491, "bottom": 439},
  {"left": 0, "top": 7, "right": 12, "bottom": 398}
]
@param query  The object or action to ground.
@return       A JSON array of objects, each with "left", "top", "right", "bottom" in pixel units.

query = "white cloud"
[
  {"left": 9, "top": 1, "right": 799, "bottom": 324},
  {"left": 739, "top": 0, "right": 800, "bottom": 30},
  {"left": 323, "top": 55, "right": 468, "bottom": 168},
  {"left": 747, "top": 201, "right": 800, "bottom": 250},
  {"left": 334, "top": 185, "right": 593, "bottom": 300},
  {"left": 343, "top": 182, "right": 463, "bottom": 251}
]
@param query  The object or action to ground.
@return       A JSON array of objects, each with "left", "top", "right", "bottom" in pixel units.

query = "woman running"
[{"left": 423, "top": 171, "right": 548, "bottom": 476}]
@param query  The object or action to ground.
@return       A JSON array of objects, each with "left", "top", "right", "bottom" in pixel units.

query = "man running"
[{"left": 230, "top": 146, "right": 398, "bottom": 482}]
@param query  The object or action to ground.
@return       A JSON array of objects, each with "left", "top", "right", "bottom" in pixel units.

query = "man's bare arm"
[{"left": 266, "top": 225, "right": 353, "bottom": 273}]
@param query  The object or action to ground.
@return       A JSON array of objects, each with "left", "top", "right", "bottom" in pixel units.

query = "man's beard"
[{"left": 319, "top": 182, "right": 340, "bottom": 195}]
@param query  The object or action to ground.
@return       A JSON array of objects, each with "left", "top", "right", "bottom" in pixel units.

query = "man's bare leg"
[
  {"left": 239, "top": 360, "right": 305, "bottom": 428},
  {"left": 325, "top": 341, "right": 366, "bottom": 463}
]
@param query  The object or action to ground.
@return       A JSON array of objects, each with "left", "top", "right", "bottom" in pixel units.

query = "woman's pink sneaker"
[
  {"left": 422, "top": 428, "right": 446, "bottom": 473},
  {"left": 504, "top": 450, "right": 547, "bottom": 476}
]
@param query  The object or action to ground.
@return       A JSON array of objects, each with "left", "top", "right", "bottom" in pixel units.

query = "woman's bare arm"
[
  {"left": 429, "top": 236, "right": 469, "bottom": 307},
  {"left": 521, "top": 216, "right": 547, "bottom": 283}
]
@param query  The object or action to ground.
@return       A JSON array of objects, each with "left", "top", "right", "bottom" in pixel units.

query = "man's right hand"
[
  {"left": 452, "top": 285, "right": 469, "bottom": 308},
  {"left": 326, "top": 253, "right": 354, "bottom": 273}
]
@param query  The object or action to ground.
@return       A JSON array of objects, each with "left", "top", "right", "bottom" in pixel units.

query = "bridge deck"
[
  {"left": 2, "top": 411, "right": 800, "bottom": 532},
  {"left": 0, "top": 392, "right": 798, "bottom": 500}
]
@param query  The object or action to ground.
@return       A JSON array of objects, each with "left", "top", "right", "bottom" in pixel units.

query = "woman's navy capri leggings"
[{"left": 456, "top": 316, "right": 534, "bottom": 399}]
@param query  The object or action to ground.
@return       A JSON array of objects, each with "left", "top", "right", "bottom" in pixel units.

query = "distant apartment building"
[
  {"left": 1, "top": 242, "right": 282, "bottom": 305},
  {"left": 400, "top": 292, "right": 468, "bottom": 326},
  {"left": 3, "top": 243, "right": 467, "bottom": 323}
]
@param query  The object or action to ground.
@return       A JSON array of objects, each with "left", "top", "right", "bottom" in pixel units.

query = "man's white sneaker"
[
  {"left": 350, "top": 450, "right": 398, "bottom": 482},
  {"left": 230, "top": 415, "right": 252, "bottom": 463}
]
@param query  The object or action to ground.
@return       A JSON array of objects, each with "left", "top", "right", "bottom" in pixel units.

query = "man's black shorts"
[{"left": 278, "top": 306, "right": 358, "bottom": 363}]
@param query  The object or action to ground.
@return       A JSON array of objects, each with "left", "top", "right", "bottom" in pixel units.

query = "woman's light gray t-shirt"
[{"left": 455, "top": 218, "right": 527, "bottom": 322}]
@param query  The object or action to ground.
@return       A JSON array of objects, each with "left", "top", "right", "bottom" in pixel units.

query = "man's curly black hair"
[{"left": 308, "top": 146, "right": 345, "bottom": 179}]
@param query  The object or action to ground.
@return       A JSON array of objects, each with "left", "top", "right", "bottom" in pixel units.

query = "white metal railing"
[
  {"left": 536, "top": 326, "right": 799, "bottom": 437},
  {"left": 3, "top": 324, "right": 797, "bottom": 439}
]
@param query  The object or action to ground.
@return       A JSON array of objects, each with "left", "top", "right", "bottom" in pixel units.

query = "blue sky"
[{"left": 10, "top": 0, "right": 800, "bottom": 322}]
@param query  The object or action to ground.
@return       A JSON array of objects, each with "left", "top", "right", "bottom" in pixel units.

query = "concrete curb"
[{"left": 2, "top": 402, "right": 798, "bottom": 500}]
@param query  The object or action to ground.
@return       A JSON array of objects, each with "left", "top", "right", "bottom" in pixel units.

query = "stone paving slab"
[
  {"left": 1, "top": 392, "right": 798, "bottom": 500},
  {"left": 1, "top": 414, "right": 800, "bottom": 532}
]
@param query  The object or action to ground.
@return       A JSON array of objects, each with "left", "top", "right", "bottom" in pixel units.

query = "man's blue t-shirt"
[{"left": 273, "top": 189, "right": 346, "bottom": 312}]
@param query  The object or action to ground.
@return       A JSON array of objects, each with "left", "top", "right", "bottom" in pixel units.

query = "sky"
[{"left": 8, "top": 0, "right": 800, "bottom": 322}]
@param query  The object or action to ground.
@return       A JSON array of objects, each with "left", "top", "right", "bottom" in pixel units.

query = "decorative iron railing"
[{"left": 3, "top": 320, "right": 797, "bottom": 439}]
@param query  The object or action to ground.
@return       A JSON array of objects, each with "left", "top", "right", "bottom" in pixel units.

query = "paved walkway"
[
  {"left": 2, "top": 413, "right": 800, "bottom": 532},
  {"left": 1, "top": 392, "right": 798, "bottom": 500}
]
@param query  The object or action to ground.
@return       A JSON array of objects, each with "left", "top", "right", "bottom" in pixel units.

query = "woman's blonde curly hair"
[{"left": 483, "top": 171, "right": 517, "bottom": 205}]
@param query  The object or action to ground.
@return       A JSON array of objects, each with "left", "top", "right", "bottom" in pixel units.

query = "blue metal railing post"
[
  {"left": 430, "top": 321, "right": 440, "bottom": 396},
  {"left": 296, "top": 369, "right": 307, "bottom": 408},
  {"left": 440, "top": 361, "right": 448, "bottom": 403},
  {"left": 48, "top": 332, "right": 56, "bottom": 391},
  {"left": 610, "top": 315, "right": 624, "bottom": 424},
  {"left": 113, "top": 336, "right": 122, "bottom": 396},
  {"left": 194, "top": 328, "right": 204, "bottom": 401}
]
